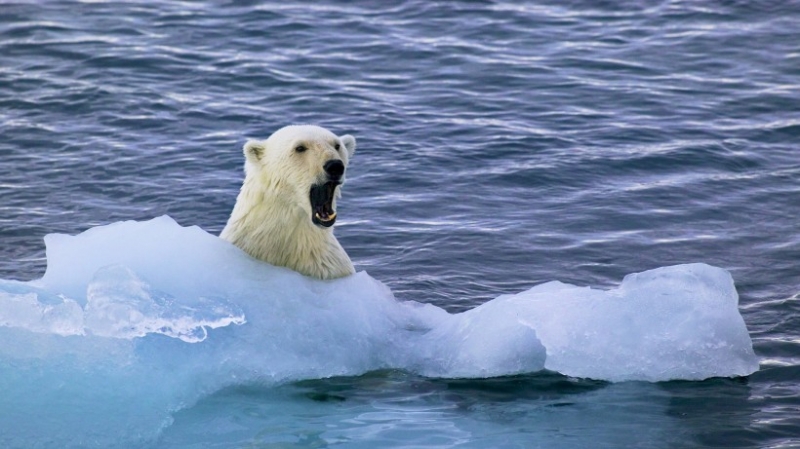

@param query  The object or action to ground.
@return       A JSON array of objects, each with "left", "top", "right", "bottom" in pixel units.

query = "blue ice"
[{"left": 0, "top": 216, "right": 758, "bottom": 447}]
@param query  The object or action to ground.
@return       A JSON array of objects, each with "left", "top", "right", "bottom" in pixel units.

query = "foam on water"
[{"left": 0, "top": 216, "right": 758, "bottom": 447}]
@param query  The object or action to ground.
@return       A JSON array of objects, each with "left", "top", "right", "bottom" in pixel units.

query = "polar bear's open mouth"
[{"left": 310, "top": 182, "right": 339, "bottom": 227}]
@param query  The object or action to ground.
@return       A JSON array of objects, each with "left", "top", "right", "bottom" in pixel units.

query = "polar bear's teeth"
[{"left": 315, "top": 211, "right": 337, "bottom": 222}]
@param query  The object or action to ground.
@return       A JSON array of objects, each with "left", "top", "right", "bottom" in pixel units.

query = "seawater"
[{"left": 0, "top": 1, "right": 798, "bottom": 448}]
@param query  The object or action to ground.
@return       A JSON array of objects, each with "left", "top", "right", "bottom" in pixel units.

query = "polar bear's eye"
[
  {"left": 295, "top": 145, "right": 307, "bottom": 153},
  {"left": 334, "top": 143, "right": 341, "bottom": 151}
]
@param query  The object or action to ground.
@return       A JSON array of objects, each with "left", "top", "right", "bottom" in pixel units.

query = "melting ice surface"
[{"left": 0, "top": 216, "right": 758, "bottom": 447}]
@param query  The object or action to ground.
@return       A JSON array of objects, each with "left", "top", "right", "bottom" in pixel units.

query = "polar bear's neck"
[{"left": 220, "top": 177, "right": 355, "bottom": 280}]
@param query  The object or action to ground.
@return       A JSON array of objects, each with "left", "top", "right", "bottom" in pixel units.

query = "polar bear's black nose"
[{"left": 324, "top": 160, "right": 345, "bottom": 180}]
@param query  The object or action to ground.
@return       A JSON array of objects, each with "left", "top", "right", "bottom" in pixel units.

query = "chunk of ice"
[{"left": 0, "top": 216, "right": 759, "bottom": 446}]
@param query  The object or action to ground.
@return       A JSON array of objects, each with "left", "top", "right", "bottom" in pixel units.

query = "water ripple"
[{"left": 1, "top": 1, "right": 799, "bottom": 446}]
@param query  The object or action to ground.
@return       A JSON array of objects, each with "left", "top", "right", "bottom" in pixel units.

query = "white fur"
[{"left": 220, "top": 125, "right": 357, "bottom": 280}]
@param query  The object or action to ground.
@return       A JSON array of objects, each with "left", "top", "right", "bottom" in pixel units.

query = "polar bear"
[{"left": 220, "top": 125, "right": 357, "bottom": 280}]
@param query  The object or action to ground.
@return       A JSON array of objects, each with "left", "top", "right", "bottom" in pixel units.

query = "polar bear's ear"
[
  {"left": 340, "top": 134, "right": 356, "bottom": 159},
  {"left": 243, "top": 140, "right": 266, "bottom": 163}
]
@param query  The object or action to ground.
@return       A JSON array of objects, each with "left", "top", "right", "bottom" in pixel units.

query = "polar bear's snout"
[
  {"left": 311, "top": 159, "right": 346, "bottom": 227},
  {"left": 324, "top": 159, "right": 345, "bottom": 182}
]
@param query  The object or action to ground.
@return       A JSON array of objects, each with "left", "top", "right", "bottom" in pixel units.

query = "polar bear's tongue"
[{"left": 310, "top": 182, "right": 338, "bottom": 228}]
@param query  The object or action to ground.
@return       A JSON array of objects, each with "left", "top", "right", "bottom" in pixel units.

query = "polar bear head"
[{"left": 242, "top": 125, "right": 356, "bottom": 228}]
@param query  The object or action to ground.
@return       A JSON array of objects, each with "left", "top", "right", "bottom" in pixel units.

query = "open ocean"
[{"left": 0, "top": 1, "right": 798, "bottom": 448}]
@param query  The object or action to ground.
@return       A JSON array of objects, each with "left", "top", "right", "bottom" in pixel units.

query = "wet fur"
[{"left": 221, "top": 125, "right": 356, "bottom": 280}]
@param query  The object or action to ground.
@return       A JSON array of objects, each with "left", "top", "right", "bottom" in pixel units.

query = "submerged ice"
[{"left": 0, "top": 216, "right": 758, "bottom": 447}]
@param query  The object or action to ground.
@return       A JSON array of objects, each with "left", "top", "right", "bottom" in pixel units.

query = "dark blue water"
[{"left": 1, "top": 1, "right": 798, "bottom": 448}]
